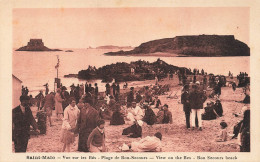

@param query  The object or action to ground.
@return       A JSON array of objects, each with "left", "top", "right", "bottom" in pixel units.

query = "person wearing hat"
[
  {"left": 12, "top": 95, "right": 40, "bottom": 152},
  {"left": 35, "top": 90, "right": 44, "bottom": 110},
  {"left": 142, "top": 105, "right": 157, "bottom": 125},
  {"left": 55, "top": 88, "right": 64, "bottom": 120},
  {"left": 214, "top": 100, "right": 223, "bottom": 117},
  {"left": 202, "top": 101, "right": 219, "bottom": 120},
  {"left": 70, "top": 84, "right": 76, "bottom": 99},
  {"left": 189, "top": 84, "right": 207, "bottom": 130},
  {"left": 181, "top": 84, "right": 191, "bottom": 129}
]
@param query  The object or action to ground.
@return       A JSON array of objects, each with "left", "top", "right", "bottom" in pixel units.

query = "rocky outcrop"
[
  {"left": 77, "top": 59, "right": 191, "bottom": 82},
  {"left": 16, "top": 39, "right": 62, "bottom": 51},
  {"left": 105, "top": 35, "right": 250, "bottom": 57}
]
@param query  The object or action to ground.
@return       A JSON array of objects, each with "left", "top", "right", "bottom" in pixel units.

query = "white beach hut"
[{"left": 12, "top": 74, "right": 22, "bottom": 108}]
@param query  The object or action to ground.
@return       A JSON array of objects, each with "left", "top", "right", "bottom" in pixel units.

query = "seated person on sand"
[
  {"left": 214, "top": 100, "right": 223, "bottom": 117},
  {"left": 156, "top": 104, "right": 173, "bottom": 124},
  {"left": 232, "top": 106, "right": 249, "bottom": 139},
  {"left": 122, "top": 120, "right": 143, "bottom": 138},
  {"left": 126, "top": 102, "right": 144, "bottom": 123},
  {"left": 135, "top": 92, "right": 143, "bottom": 103},
  {"left": 202, "top": 101, "right": 219, "bottom": 120},
  {"left": 150, "top": 95, "right": 161, "bottom": 108},
  {"left": 144, "top": 87, "right": 152, "bottom": 104},
  {"left": 129, "top": 132, "right": 162, "bottom": 152},
  {"left": 110, "top": 104, "right": 125, "bottom": 125},
  {"left": 87, "top": 119, "right": 106, "bottom": 152},
  {"left": 108, "top": 95, "right": 117, "bottom": 111},
  {"left": 239, "top": 110, "right": 250, "bottom": 152},
  {"left": 105, "top": 94, "right": 110, "bottom": 105},
  {"left": 216, "top": 121, "right": 228, "bottom": 142},
  {"left": 99, "top": 103, "right": 113, "bottom": 120},
  {"left": 142, "top": 105, "right": 157, "bottom": 126}
]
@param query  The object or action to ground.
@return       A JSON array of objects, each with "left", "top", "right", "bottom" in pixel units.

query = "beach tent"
[{"left": 12, "top": 74, "right": 22, "bottom": 108}]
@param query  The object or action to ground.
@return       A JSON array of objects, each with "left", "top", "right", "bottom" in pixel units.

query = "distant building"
[
  {"left": 12, "top": 74, "right": 22, "bottom": 108},
  {"left": 27, "top": 39, "right": 44, "bottom": 46}
]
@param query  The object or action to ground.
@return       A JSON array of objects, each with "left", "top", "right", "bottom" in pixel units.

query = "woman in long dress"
[
  {"left": 55, "top": 88, "right": 64, "bottom": 120},
  {"left": 61, "top": 97, "right": 80, "bottom": 152}
]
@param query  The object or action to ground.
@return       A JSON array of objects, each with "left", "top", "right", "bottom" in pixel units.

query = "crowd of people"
[
  {"left": 13, "top": 70, "right": 250, "bottom": 153},
  {"left": 179, "top": 73, "right": 250, "bottom": 152}
]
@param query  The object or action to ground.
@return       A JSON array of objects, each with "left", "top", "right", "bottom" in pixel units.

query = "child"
[
  {"left": 87, "top": 119, "right": 106, "bottom": 152},
  {"left": 216, "top": 121, "right": 228, "bottom": 142}
]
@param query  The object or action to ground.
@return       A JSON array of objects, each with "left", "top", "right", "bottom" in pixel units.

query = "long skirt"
[{"left": 60, "top": 129, "right": 75, "bottom": 144}]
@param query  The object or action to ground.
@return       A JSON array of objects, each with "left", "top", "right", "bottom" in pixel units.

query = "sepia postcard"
[{"left": 0, "top": 0, "right": 260, "bottom": 161}]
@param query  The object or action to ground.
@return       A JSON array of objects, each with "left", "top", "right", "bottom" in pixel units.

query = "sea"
[{"left": 13, "top": 48, "right": 250, "bottom": 97}]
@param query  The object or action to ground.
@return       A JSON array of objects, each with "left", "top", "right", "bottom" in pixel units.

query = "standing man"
[
  {"left": 94, "top": 83, "right": 99, "bottom": 104},
  {"left": 76, "top": 101, "right": 99, "bottom": 152},
  {"left": 85, "top": 82, "right": 89, "bottom": 94},
  {"left": 105, "top": 82, "right": 110, "bottom": 96},
  {"left": 43, "top": 92, "right": 55, "bottom": 127},
  {"left": 181, "top": 85, "right": 191, "bottom": 129},
  {"left": 189, "top": 84, "right": 207, "bottom": 130},
  {"left": 44, "top": 83, "right": 49, "bottom": 96},
  {"left": 35, "top": 90, "right": 44, "bottom": 110},
  {"left": 12, "top": 95, "right": 39, "bottom": 152}
]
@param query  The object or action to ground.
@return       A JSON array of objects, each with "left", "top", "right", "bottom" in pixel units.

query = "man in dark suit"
[
  {"left": 181, "top": 84, "right": 191, "bottom": 129},
  {"left": 12, "top": 95, "right": 39, "bottom": 152},
  {"left": 76, "top": 101, "right": 99, "bottom": 152}
]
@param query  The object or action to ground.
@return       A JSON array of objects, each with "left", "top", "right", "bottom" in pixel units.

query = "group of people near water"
[{"left": 13, "top": 70, "right": 250, "bottom": 153}]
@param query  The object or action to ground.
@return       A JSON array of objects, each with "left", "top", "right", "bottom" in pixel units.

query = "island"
[
  {"left": 65, "top": 50, "right": 74, "bottom": 52},
  {"left": 96, "top": 45, "right": 133, "bottom": 50},
  {"left": 105, "top": 35, "right": 250, "bottom": 57},
  {"left": 74, "top": 59, "right": 191, "bottom": 82},
  {"left": 16, "top": 39, "right": 62, "bottom": 51}
]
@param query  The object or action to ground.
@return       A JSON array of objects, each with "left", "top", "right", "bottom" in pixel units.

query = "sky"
[{"left": 13, "top": 7, "right": 249, "bottom": 48}]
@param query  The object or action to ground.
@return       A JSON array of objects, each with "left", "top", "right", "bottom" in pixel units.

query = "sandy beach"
[{"left": 13, "top": 76, "right": 247, "bottom": 152}]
